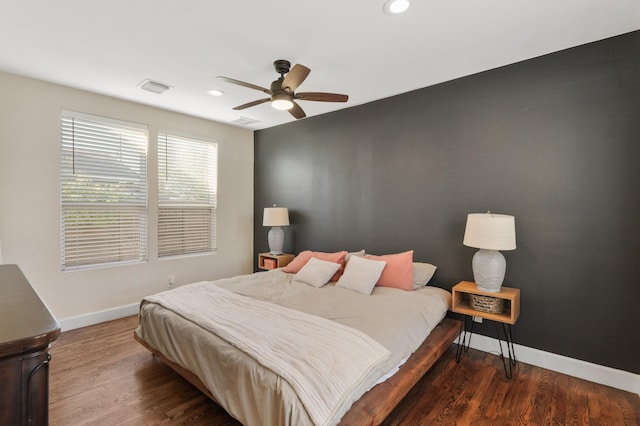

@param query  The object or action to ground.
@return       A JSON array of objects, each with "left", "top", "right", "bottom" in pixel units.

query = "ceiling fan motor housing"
[{"left": 270, "top": 78, "right": 285, "bottom": 93}]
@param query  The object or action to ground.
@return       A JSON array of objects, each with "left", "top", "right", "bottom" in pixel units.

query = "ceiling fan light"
[
  {"left": 271, "top": 94, "right": 294, "bottom": 110},
  {"left": 384, "top": 0, "right": 410, "bottom": 14}
]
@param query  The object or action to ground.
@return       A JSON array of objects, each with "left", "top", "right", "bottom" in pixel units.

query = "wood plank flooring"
[{"left": 49, "top": 316, "right": 640, "bottom": 425}]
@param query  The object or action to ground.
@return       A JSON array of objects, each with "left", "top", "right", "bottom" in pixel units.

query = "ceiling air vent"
[
  {"left": 231, "top": 116, "right": 260, "bottom": 126},
  {"left": 139, "top": 79, "right": 171, "bottom": 94}
]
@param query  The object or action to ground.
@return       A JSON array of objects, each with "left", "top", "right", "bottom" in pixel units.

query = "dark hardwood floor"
[{"left": 49, "top": 316, "right": 639, "bottom": 425}]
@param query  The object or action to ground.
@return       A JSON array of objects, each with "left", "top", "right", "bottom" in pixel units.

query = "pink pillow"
[
  {"left": 283, "top": 250, "right": 348, "bottom": 281},
  {"left": 365, "top": 250, "right": 414, "bottom": 290}
]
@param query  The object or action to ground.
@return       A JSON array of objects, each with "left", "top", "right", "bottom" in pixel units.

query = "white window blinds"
[
  {"left": 61, "top": 111, "right": 148, "bottom": 271},
  {"left": 158, "top": 132, "right": 217, "bottom": 257}
]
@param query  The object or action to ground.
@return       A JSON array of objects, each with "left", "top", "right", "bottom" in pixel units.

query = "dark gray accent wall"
[{"left": 254, "top": 31, "right": 640, "bottom": 374}]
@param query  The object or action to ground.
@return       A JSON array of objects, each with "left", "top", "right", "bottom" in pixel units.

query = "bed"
[{"left": 135, "top": 252, "right": 460, "bottom": 426}]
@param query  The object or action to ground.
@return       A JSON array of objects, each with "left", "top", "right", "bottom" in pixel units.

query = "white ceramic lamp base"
[
  {"left": 268, "top": 226, "right": 284, "bottom": 255},
  {"left": 472, "top": 249, "right": 506, "bottom": 292}
]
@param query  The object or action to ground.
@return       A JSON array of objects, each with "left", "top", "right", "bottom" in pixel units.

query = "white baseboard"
[
  {"left": 463, "top": 332, "right": 640, "bottom": 395},
  {"left": 58, "top": 303, "right": 139, "bottom": 332}
]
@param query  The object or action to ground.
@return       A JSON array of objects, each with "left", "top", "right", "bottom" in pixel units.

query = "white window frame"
[
  {"left": 60, "top": 110, "right": 148, "bottom": 271},
  {"left": 157, "top": 131, "right": 218, "bottom": 258}
]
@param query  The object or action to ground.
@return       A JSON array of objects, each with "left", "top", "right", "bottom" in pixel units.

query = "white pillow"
[
  {"left": 292, "top": 257, "right": 341, "bottom": 288},
  {"left": 412, "top": 262, "right": 437, "bottom": 289},
  {"left": 336, "top": 255, "right": 387, "bottom": 295},
  {"left": 345, "top": 249, "right": 365, "bottom": 262}
]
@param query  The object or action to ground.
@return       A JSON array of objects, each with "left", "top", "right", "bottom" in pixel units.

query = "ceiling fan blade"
[
  {"left": 233, "top": 98, "right": 271, "bottom": 110},
  {"left": 295, "top": 92, "right": 349, "bottom": 102},
  {"left": 289, "top": 102, "right": 306, "bottom": 119},
  {"left": 281, "top": 64, "right": 310, "bottom": 93},
  {"left": 217, "top": 76, "right": 272, "bottom": 95}
]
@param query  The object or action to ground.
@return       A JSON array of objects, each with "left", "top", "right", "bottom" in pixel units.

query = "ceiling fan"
[{"left": 217, "top": 59, "right": 349, "bottom": 119}]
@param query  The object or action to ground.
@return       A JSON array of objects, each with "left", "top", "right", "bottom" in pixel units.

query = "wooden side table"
[
  {"left": 451, "top": 281, "right": 520, "bottom": 379},
  {"left": 257, "top": 253, "right": 295, "bottom": 270}
]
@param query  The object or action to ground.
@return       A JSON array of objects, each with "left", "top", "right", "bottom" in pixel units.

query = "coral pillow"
[
  {"left": 365, "top": 250, "right": 414, "bottom": 290},
  {"left": 283, "top": 250, "right": 348, "bottom": 281}
]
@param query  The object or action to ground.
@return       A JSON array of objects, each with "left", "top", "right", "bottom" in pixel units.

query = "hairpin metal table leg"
[
  {"left": 494, "top": 322, "right": 517, "bottom": 379},
  {"left": 456, "top": 315, "right": 474, "bottom": 362}
]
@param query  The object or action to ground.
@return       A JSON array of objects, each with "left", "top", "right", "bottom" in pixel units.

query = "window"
[
  {"left": 61, "top": 111, "right": 148, "bottom": 271},
  {"left": 158, "top": 132, "right": 217, "bottom": 257}
]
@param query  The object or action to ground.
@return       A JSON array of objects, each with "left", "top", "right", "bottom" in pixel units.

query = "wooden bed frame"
[{"left": 134, "top": 316, "right": 460, "bottom": 426}]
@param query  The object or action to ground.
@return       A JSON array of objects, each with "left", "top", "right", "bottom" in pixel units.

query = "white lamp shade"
[
  {"left": 463, "top": 213, "right": 516, "bottom": 251},
  {"left": 263, "top": 207, "right": 290, "bottom": 227}
]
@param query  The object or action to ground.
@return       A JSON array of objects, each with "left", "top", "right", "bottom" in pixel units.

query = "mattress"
[{"left": 136, "top": 268, "right": 451, "bottom": 426}]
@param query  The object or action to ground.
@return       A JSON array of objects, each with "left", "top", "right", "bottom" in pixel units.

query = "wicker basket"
[{"left": 469, "top": 294, "right": 504, "bottom": 314}]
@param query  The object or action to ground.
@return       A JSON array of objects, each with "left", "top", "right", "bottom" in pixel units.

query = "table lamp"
[
  {"left": 463, "top": 212, "right": 516, "bottom": 292},
  {"left": 263, "top": 206, "right": 289, "bottom": 255}
]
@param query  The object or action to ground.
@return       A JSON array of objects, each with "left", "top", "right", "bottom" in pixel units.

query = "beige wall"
[{"left": 0, "top": 71, "right": 254, "bottom": 322}]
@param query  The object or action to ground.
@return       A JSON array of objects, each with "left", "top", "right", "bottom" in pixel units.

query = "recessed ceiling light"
[
  {"left": 207, "top": 89, "right": 225, "bottom": 96},
  {"left": 383, "top": 0, "right": 410, "bottom": 15},
  {"left": 138, "top": 79, "right": 171, "bottom": 94}
]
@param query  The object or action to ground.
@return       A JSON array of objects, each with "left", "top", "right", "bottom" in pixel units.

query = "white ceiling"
[{"left": 1, "top": 1, "right": 639, "bottom": 130}]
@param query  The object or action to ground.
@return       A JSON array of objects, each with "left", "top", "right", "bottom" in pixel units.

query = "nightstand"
[
  {"left": 451, "top": 281, "right": 520, "bottom": 378},
  {"left": 257, "top": 253, "right": 295, "bottom": 271}
]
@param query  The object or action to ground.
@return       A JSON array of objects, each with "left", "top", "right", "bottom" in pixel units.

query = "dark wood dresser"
[{"left": 0, "top": 264, "right": 60, "bottom": 425}]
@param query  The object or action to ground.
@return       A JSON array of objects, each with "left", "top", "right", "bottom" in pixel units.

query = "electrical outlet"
[
  {"left": 472, "top": 316, "right": 483, "bottom": 323},
  {"left": 168, "top": 275, "right": 176, "bottom": 286}
]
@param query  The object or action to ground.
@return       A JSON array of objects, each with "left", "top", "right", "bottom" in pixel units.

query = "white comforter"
[
  {"left": 143, "top": 283, "right": 390, "bottom": 426},
  {"left": 137, "top": 269, "right": 451, "bottom": 426}
]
